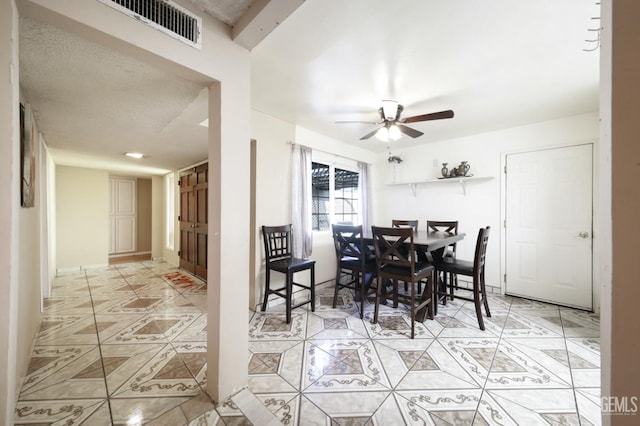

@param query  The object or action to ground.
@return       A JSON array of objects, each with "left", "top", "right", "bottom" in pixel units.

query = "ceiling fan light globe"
[
  {"left": 389, "top": 125, "right": 402, "bottom": 141},
  {"left": 375, "top": 127, "right": 390, "bottom": 142}
]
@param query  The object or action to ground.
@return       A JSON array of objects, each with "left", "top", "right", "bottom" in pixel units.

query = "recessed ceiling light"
[{"left": 125, "top": 152, "right": 144, "bottom": 159}]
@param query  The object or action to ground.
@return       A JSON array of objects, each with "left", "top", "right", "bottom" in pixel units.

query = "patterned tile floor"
[{"left": 15, "top": 261, "right": 602, "bottom": 425}]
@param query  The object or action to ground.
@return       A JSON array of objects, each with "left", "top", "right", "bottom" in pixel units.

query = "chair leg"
[
  {"left": 310, "top": 265, "right": 316, "bottom": 312},
  {"left": 392, "top": 280, "right": 399, "bottom": 308},
  {"left": 332, "top": 266, "right": 341, "bottom": 309},
  {"left": 449, "top": 272, "right": 456, "bottom": 300},
  {"left": 410, "top": 281, "right": 415, "bottom": 339},
  {"left": 433, "top": 276, "right": 438, "bottom": 316},
  {"left": 285, "top": 270, "right": 293, "bottom": 324},
  {"left": 441, "top": 272, "right": 448, "bottom": 307},
  {"left": 358, "top": 271, "right": 365, "bottom": 319},
  {"left": 451, "top": 274, "right": 458, "bottom": 300},
  {"left": 472, "top": 279, "right": 485, "bottom": 331},
  {"left": 428, "top": 272, "right": 435, "bottom": 320},
  {"left": 261, "top": 268, "right": 271, "bottom": 312},
  {"left": 480, "top": 270, "right": 491, "bottom": 317},
  {"left": 373, "top": 275, "right": 382, "bottom": 324}
]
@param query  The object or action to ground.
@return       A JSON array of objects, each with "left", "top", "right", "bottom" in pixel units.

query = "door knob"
[{"left": 579, "top": 231, "right": 590, "bottom": 238}]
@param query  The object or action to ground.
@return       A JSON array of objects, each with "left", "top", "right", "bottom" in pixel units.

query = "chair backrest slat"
[
  {"left": 427, "top": 220, "right": 459, "bottom": 253},
  {"left": 392, "top": 219, "right": 419, "bottom": 233},
  {"left": 473, "top": 226, "right": 491, "bottom": 275},
  {"left": 332, "top": 224, "right": 367, "bottom": 266},
  {"left": 426, "top": 220, "right": 458, "bottom": 235},
  {"left": 372, "top": 226, "right": 416, "bottom": 275},
  {"left": 262, "top": 224, "right": 293, "bottom": 262}
]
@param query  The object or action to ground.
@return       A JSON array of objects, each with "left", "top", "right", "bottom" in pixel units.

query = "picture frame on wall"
[{"left": 20, "top": 103, "right": 36, "bottom": 208}]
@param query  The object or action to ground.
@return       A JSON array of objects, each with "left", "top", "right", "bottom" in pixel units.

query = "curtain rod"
[{"left": 286, "top": 141, "right": 373, "bottom": 166}]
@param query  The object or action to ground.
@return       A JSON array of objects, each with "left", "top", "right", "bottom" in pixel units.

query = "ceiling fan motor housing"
[{"left": 381, "top": 100, "right": 402, "bottom": 121}]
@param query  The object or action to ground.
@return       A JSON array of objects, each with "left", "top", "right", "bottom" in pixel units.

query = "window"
[{"left": 311, "top": 161, "right": 359, "bottom": 231}]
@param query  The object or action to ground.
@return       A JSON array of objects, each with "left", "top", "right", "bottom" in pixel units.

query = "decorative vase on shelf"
[
  {"left": 457, "top": 161, "right": 470, "bottom": 177},
  {"left": 441, "top": 163, "right": 449, "bottom": 177},
  {"left": 463, "top": 161, "right": 471, "bottom": 176}
]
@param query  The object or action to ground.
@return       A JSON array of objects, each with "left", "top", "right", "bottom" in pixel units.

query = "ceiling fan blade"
[
  {"left": 360, "top": 127, "right": 382, "bottom": 140},
  {"left": 401, "top": 109, "right": 454, "bottom": 123},
  {"left": 397, "top": 124, "right": 423, "bottom": 138},
  {"left": 335, "top": 120, "right": 380, "bottom": 125}
]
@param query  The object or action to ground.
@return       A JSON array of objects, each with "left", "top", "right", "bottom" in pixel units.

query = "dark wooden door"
[{"left": 179, "top": 163, "right": 208, "bottom": 280}]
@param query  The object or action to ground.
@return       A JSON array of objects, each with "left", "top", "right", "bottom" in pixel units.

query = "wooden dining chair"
[
  {"left": 392, "top": 219, "right": 419, "bottom": 233},
  {"left": 393, "top": 219, "right": 422, "bottom": 290},
  {"left": 434, "top": 226, "right": 491, "bottom": 330},
  {"left": 426, "top": 220, "right": 458, "bottom": 255},
  {"left": 261, "top": 225, "right": 315, "bottom": 323},
  {"left": 331, "top": 224, "right": 378, "bottom": 319},
  {"left": 371, "top": 226, "right": 435, "bottom": 338},
  {"left": 427, "top": 220, "right": 459, "bottom": 297}
]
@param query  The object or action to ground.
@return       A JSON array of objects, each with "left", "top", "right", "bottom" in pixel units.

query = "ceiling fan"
[{"left": 335, "top": 100, "right": 454, "bottom": 141}]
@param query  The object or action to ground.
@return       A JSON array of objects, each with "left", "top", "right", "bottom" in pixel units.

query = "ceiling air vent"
[{"left": 97, "top": 0, "right": 202, "bottom": 49}]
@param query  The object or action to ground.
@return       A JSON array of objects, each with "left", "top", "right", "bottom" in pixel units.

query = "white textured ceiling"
[
  {"left": 18, "top": 0, "right": 600, "bottom": 175},
  {"left": 251, "top": 0, "right": 600, "bottom": 151},
  {"left": 19, "top": 16, "right": 209, "bottom": 174}
]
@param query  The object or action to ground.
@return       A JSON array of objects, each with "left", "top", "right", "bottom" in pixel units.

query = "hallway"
[
  {"left": 14, "top": 260, "right": 602, "bottom": 424},
  {"left": 14, "top": 261, "right": 222, "bottom": 425}
]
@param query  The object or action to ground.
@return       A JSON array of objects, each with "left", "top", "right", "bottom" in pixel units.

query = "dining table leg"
[{"left": 429, "top": 246, "right": 448, "bottom": 311}]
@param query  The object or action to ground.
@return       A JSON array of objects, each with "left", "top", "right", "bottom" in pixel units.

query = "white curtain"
[
  {"left": 358, "top": 161, "right": 371, "bottom": 232},
  {"left": 291, "top": 144, "right": 313, "bottom": 258}
]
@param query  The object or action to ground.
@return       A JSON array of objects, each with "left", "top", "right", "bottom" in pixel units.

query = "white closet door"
[
  {"left": 505, "top": 144, "right": 593, "bottom": 310},
  {"left": 109, "top": 177, "right": 137, "bottom": 254},
  {"left": 115, "top": 216, "right": 136, "bottom": 252}
]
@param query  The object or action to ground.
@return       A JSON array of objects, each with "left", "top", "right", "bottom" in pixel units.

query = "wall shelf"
[{"left": 387, "top": 176, "right": 494, "bottom": 196}]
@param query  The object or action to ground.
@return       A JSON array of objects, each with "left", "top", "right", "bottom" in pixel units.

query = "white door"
[
  {"left": 505, "top": 144, "right": 593, "bottom": 310},
  {"left": 109, "top": 176, "right": 137, "bottom": 254}
]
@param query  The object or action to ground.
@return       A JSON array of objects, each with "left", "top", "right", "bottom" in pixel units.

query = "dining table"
[
  {"left": 363, "top": 229, "right": 465, "bottom": 260},
  {"left": 363, "top": 229, "right": 466, "bottom": 321}
]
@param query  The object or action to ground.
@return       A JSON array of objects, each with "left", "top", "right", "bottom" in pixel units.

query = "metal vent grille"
[{"left": 98, "top": 0, "right": 202, "bottom": 49}]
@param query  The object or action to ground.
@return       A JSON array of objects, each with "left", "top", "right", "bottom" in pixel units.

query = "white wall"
[
  {"left": 0, "top": 1, "right": 47, "bottom": 421},
  {"left": 0, "top": 2, "right": 19, "bottom": 421},
  {"left": 136, "top": 178, "right": 152, "bottom": 253},
  {"left": 295, "top": 126, "right": 379, "bottom": 285},
  {"left": 16, "top": 128, "right": 44, "bottom": 409},
  {"left": 599, "top": 1, "right": 613, "bottom": 419},
  {"left": 151, "top": 175, "right": 164, "bottom": 260},
  {"left": 375, "top": 112, "right": 599, "bottom": 304},
  {"left": 250, "top": 111, "right": 601, "bottom": 313},
  {"left": 56, "top": 166, "right": 110, "bottom": 270},
  {"left": 251, "top": 110, "right": 378, "bottom": 309},
  {"left": 162, "top": 170, "right": 180, "bottom": 266},
  {"left": 46, "top": 144, "right": 56, "bottom": 285},
  {"left": 251, "top": 110, "right": 296, "bottom": 310}
]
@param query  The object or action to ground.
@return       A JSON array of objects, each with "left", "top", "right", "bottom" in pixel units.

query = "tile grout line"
[
  {"left": 83, "top": 268, "right": 115, "bottom": 425},
  {"left": 559, "top": 308, "right": 585, "bottom": 423},
  {"left": 134, "top": 262, "right": 218, "bottom": 420},
  {"left": 151, "top": 264, "right": 218, "bottom": 411},
  {"left": 469, "top": 295, "right": 512, "bottom": 425}
]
